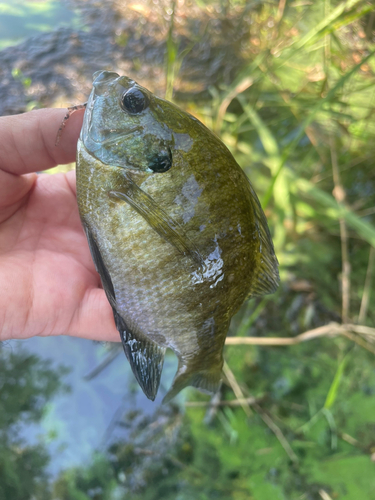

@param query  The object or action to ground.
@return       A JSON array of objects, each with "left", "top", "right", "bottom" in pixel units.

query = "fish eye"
[
  {"left": 121, "top": 87, "right": 148, "bottom": 114},
  {"left": 148, "top": 149, "right": 172, "bottom": 173}
]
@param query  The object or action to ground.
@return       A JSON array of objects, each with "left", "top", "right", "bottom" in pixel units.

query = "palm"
[{"left": 0, "top": 171, "right": 116, "bottom": 341}]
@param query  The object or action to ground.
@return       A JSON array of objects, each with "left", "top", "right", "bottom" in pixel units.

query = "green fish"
[{"left": 76, "top": 70, "right": 279, "bottom": 403}]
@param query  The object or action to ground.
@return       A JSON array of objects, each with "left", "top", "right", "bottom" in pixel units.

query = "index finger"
[{"left": 0, "top": 107, "right": 84, "bottom": 175}]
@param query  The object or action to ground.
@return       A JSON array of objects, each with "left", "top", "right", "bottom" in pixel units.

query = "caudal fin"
[{"left": 162, "top": 363, "right": 222, "bottom": 404}]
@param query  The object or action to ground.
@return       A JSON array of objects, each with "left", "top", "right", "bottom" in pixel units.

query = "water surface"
[{"left": 0, "top": 0, "right": 79, "bottom": 49}]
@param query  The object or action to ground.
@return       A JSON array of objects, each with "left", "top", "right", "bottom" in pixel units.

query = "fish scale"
[{"left": 76, "top": 71, "right": 279, "bottom": 402}]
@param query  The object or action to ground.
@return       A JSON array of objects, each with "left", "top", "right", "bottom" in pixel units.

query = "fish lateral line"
[{"left": 109, "top": 177, "right": 203, "bottom": 267}]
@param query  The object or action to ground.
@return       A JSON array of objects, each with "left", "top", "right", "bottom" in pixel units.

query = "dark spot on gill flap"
[
  {"left": 109, "top": 174, "right": 203, "bottom": 267},
  {"left": 246, "top": 181, "right": 280, "bottom": 297},
  {"left": 114, "top": 311, "right": 166, "bottom": 401},
  {"left": 83, "top": 225, "right": 116, "bottom": 309}
]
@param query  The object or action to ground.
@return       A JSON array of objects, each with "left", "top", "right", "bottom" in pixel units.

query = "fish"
[{"left": 76, "top": 70, "right": 279, "bottom": 403}]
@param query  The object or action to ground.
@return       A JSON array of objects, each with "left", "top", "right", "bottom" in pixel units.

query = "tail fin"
[{"left": 162, "top": 363, "right": 222, "bottom": 404}]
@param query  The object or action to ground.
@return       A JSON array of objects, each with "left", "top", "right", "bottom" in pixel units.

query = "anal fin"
[{"left": 114, "top": 311, "right": 165, "bottom": 401}]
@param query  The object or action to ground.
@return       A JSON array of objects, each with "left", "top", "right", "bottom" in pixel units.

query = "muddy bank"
[{"left": 0, "top": 0, "right": 252, "bottom": 116}]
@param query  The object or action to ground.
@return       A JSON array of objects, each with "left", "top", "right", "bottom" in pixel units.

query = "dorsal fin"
[
  {"left": 247, "top": 181, "right": 279, "bottom": 297},
  {"left": 114, "top": 311, "right": 166, "bottom": 401}
]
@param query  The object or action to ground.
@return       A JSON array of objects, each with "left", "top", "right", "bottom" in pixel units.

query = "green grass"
[{"left": 140, "top": 1, "right": 375, "bottom": 497}]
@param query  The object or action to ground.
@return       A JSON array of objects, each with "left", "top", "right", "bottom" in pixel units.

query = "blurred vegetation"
[
  {"left": 2, "top": 0, "right": 375, "bottom": 498},
  {"left": 0, "top": 347, "right": 69, "bottom": 500}
]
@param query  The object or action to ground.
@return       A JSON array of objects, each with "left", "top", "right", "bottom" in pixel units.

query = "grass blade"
[
  {"left": 293, "top": 177, "right": 375, "bottom": 248},
  {"left": 324, "top": 354, "right": 350, "bottom": 409}
]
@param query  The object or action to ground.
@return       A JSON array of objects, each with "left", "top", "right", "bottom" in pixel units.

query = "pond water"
[
  {"left": 6, "top": 336, "right": 177, "bottom": 477},
  {"left": 0, "top": 0, "right": 80, "bottom": 49}
]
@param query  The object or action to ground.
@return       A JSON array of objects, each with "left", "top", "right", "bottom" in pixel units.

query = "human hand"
[{"left": 0, "top": 108, "right": 118, "bottom": 342}]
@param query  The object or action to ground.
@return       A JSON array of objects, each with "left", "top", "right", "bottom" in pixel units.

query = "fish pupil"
[
  {"left": 121, "top": 88, "right": 148, "bottom": 114},
  {"left": 148, "top": 149, "right": 172, "bottom": 173}
]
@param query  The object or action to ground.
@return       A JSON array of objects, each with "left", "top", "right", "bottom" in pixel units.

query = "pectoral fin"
[
  {"left": 115, "top": 311, "right": 166, "bottom": 401},
  {"left": 109, "top": 175, "right": 202, "bottom": 266}
]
